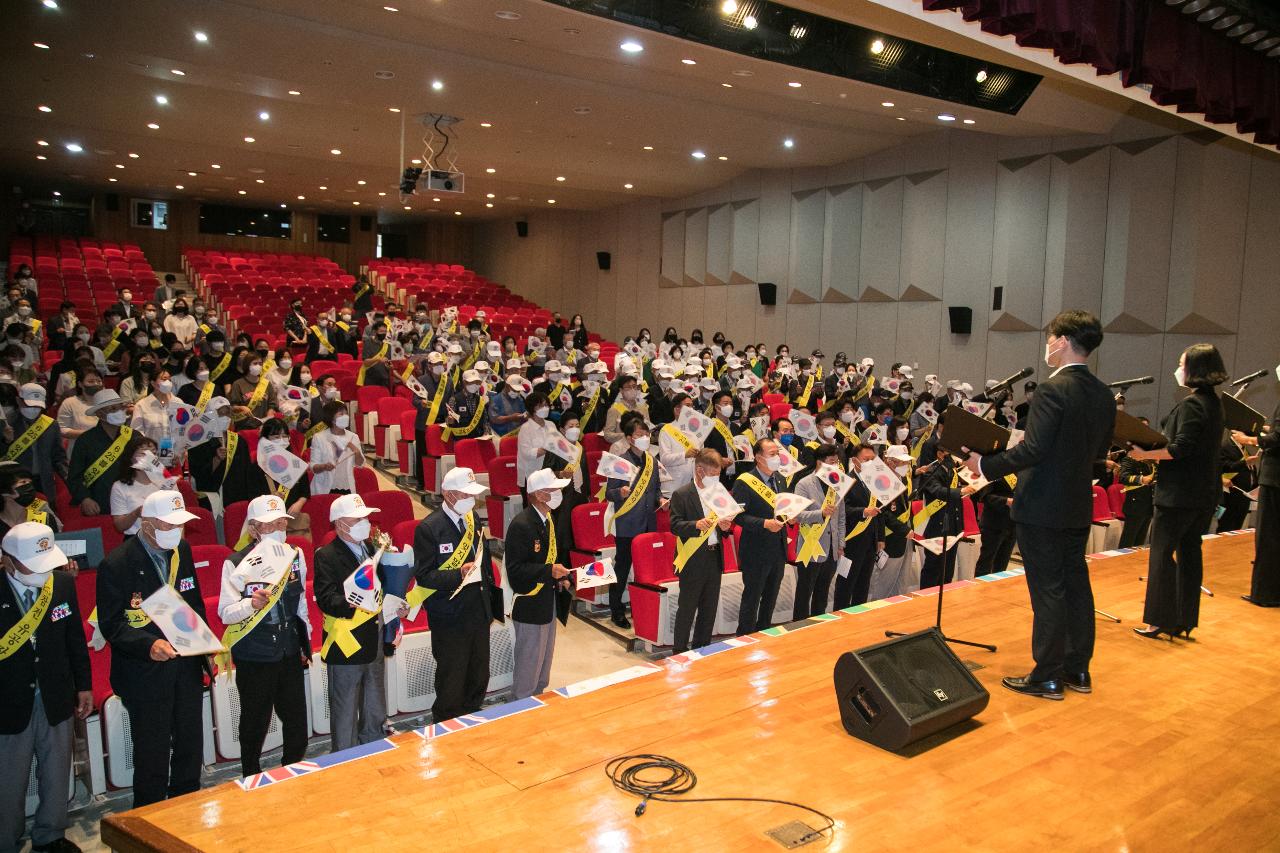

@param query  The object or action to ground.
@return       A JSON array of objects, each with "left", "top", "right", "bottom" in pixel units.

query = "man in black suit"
[
  {"left": 1234, "top": 401, "right": 1280, "bottom": 607},
  {"left": 967, "top": 310, "right": 1115, "bottom": 700},
  {"left": 314, "top": 494, "right": 391, "bottom": 752},
  {"left": 1, "top": 522, "right": 90, "bottom": 853},
  {"left": 731, "top": 439, "right": 789, "bottom": 635},
  {"left": 504, "top": 468, "right": 573, "bottom": 699},
  {"left": 1217, "top": 432, "right": 1257, "bottom": 533},
  {"left": 669, "top": 449, "right": 735, "bottom": 653},
  {"left": 96, "top": 489, "right": 208, "bottom": 806},
  {"left": 974, "top": 475, "right": 1016, "bottom": 576},
  {"left": 2, "top": 384, "right": 68, "bottom": 513},
  {"left": 413, "top": 467, "right": 498, "bottom": 722}
]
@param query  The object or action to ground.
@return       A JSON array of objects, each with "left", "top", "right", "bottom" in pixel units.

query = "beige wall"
[{"left": 473, "top": 115, "right": 1280, "bottom": 420}]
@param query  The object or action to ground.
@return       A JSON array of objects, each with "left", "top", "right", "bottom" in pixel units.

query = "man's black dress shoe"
[
  {"left": 1242, "top": 595, "right": 1280, "bottom": 608},
  {"left": 1001, "top": 675, "right": 1065, "bottom": 700},
  {"left": 33, "top": 839, "right": 82, "bottom": 853},
  {"left": 1063, "top": 672, "right": 1092, "bottom": 694},
  {"left": 611, "top": 614, "right": 632, "bottom": 630}
]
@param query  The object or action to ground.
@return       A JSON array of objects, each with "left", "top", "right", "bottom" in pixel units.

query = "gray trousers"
[
  {"left": 326, "top": 649, "right": 386, "bottom": 753},
  {"left": 868, "top": 552, "right": 912, "bottom": 601},
  {"left": 0, "top": 695, "right": 73, "bottom": 853},
  {"left": 512, "top": 620, "right": 557, "bottom": 700}
]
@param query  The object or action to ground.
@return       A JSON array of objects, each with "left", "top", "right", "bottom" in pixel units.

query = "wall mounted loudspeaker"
[
  {"left": 833, "top": 628, "right": 989, "bottom": 752},
  {"left": 516, "top": 221, "right": 529, "bottom": 238},
  {"left": 359, "top": 216, "right": 372, "bottom": 232},
  {"left": 104, "top": 193, "right": 120, "bottom": 212},
  {"left": 948, "top": 306, "right": 973, "bottom": 335},
  {"left": 758, "top": 282, "right": 777, "bottom": 306},
  {"left": 596, "top": 251, "right": 611, "bottom": 271}
]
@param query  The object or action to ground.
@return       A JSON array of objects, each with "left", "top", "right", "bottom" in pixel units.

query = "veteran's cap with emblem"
[
  {"left": 2, "top": 521, "right": 68, "bottom": 573},
  {"left": 142, "top": 490, "right": 198, "bottom": 524},
  {"left": 441, "top": 466, "right": 488, "bottom": 496},
  {"left": 246, "top": 494, "right": 293, "bottom": 523},
  {"left": 329, "top": 493, "right": 380, "bottom": 522}
]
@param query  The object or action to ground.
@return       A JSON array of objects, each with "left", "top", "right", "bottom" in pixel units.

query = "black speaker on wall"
[
  {"left": 104, "top": 193, "right": 120, "bottom": 212},
  {"left": 596, "top": 251, "right": 611, "bottom": 271},
  {"left": 359, "top": 215, "right": 372, "bottom": 232},
  {"left": 758, "top": 282, "right": 777, "bottom": 306},
  {"left": 833, "top": 628, "right": 989, "bottom": 752},
  {"left": 948, "top": 306, "right": 973, "bottom": 335},
  {"left": 516, "top": 221, "right": 529, "bottom": 238}
]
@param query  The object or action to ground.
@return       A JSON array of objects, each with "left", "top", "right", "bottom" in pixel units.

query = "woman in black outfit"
[
  {"left": 1129, "top": 344, "right": 1227, "bottom": 639},
  {"left": 1233, "top": 401, "right": 1280, "bottom": 607}
]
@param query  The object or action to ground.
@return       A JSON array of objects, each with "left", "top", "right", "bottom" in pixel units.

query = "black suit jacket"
[
  {"left": 313, "top": 537, "right": 384, "bottom": 665},
  {"left": 668, "top": 481, "right": 726, "bottom": 575},
  {"left": 1154, "top": 388, "right": 1224, "bottom": 510},
  {"left": 97, "top": 537, "right": 206, "bottom": 701},
  {"left": 982, "top": 364, "right": 1115, "bottom": 529},
  {"left": 0, "top": 570, "right": 90, "bottom": 733},
  {"left": 413, "top": 509, "right": 498, "bottom": 630},
  {"left": 1258, "top": 402, "right": 1280, "bottom": 489},
  {"left": 504, "top": 506, "right": 572, "bottom": 625},
  {"left": 2, "top": 414, "right": 68, "bottom": 511},
  {"left": 731, "top": 467, "right": 787, "bottom": 568}
]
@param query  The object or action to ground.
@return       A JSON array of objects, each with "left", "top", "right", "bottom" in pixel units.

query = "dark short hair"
[
  {"left": 165, "top": 273, "right": 176, "bottom": 283},
  {"left": 1048, "top": 310, "right": 1103, "bottom": 355},
  {"left": 815, "top": 409, "right": 836, "bottom": 423},
  {"left": 712, "top": 391, "right": 732, "bottom": 406},
  {"left": 695, "top": 448, "right": 722, "bottom": 469},
  {"left": 620, "top": 411, "right": 648, "bottom": 436},
  {"left": 672, "top": 392, "right": 692, "bottom": 407},
  {"left": 813, "top": 442, "right": 840, "bottom": 462},
  {"left": 1181, "top": 343, "right": 1228, "bottom": 388},
  {"left": 752, "top": 438, "right": 776, "bottom": 456},
  {"left": 525, "top": 391, "right": 549, "bottom": 412}
]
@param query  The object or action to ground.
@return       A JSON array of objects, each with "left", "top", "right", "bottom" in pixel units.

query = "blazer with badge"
[
  {"left": 668, "top": 481, "right": 725, "bottom": 573},
  {"left": 731, "top": 467, "right": 788, "bottom": 567},
  {"left": 606, "top": 447, "right": 662, "bottom": 539},
  {"left": 96, "top": 537, "right": 206, "bottom": 700},
  {"left": 504, "top": 506, "right": 573, "bottom": 625},
  {"left": 413, "top": 510, "right": 499, "bottom": 630},
  {"left": 0, "top": 570, "right": 90, "bottom": 734},
  {"left": 313, "top": 537, "right": 384, "bottom": 666}
]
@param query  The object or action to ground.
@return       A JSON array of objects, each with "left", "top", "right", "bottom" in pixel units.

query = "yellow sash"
[
  {"left": 407, "top": 511, "right": 479, "bottom": 608},
  {"left": 102, "top": 328, "right": 124, "bottom": 360},
  {"left": 834, "top": 420, "right": 860, "bottom": 447},
  {"left": 199, "top": 323, "right": 212, "bottom": 336},
  {"left": 738, "top": 471, "right": 778, "bottom": 509},
  {"left": 663, "top": 423, "right": 695, "bottom": 454},
  {"left": 400, "top": 361, "right": 416, "bottom": 382},
  {"left": 195, "top": 379, "right": 215, "bottom": 413},
  {"left": 83, "top": 425, "right": 133, "bottom": 486},
  {"left": 711, "top": 418, "right": 735, "bottom": 452},
  {"left": 799, "top": 485, "right": 841, "bottom": 563},
  {"left": 581, "top": 387, "right": 603, "bottom": 427},
  {"left": 426, "top": 374, "right": 449, "bottom": 424},
  {"left": 608, "top": 453, "right": 654, "bottom": 534},
  {"left": 246, "top": 362, "right": 274, "bottom": 411},
  {"left": 852, "top": 381, "right": 872, "bottom": 403},
  {"left": 309, "top": 325, "right": 334, "bottom": 354},
  {"left": 561, "top": 443, "right": 583, "bottom": 476},
  {"left": 122, "top": 550, "right": 181, "bottom": 630},
  {"left": 353, "top": 281, "right": 372, "bottom": 301},
  {"left": 443, "top": 396, "right": 487, "bottom": 440},
  {"left": 610, "top": 401, "right": 628, "bottom": 420},
  {"left": 304, "top": 421, "right": 327, "bottom": 449},
  {"left": 673, "top": 506, "right": 719, "bottom": 573},
  {"left": 912, "top": 470, "right": 957, "bottom": 535},
  {"left": 0, "top": 575, "right": 54, "bottom": 661},
  {"left": 25, "top": 499, "right": 48, "bottom": 526},
  {"left": 796, "top": 374, "right": 816, "bottom": 408},
  {"left": 845, "top": 493, "right": 879, "bottom": 541},
  {"left": 357, "top": 342, "right": 389, "bottom": 386},
  {"left": 208, "top": 351, "right": 232, "bottom": 382},
  {"left": 460, "top": 340, "right": 481, "bottom": 372},
  {"left": 516, "top": 513, "right": 556, "bottom": 598},
  {"left": 322, "top": 609, "right": 375, "bottom": 659},
  {"left": 548, "top": 382, "right": 568, "bottom": 407},
  {"left": 221, "top": 431, "right": 240, "bottom": 487},
  {"left": 1004, "top": 473, "right": 1017, "bottom": 489},
  {"left": 911, "top": 423, "right": 935, "bottom": 461},
  {"left": 4, "top": 415, "right": 54, "bottom": 461},
  {"left": 218, "top": 549, "right": 298, "bottom": 667}
]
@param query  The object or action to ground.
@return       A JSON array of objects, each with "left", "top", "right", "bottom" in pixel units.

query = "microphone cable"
[{"left": 605, "top": 754, "right": 836, "bottom": 843}]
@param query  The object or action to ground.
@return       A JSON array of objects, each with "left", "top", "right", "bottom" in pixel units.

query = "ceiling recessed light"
[
  {"left": 243, "top": 136, "right": 255, "bottom": 143},
  {"left": 255, "top": 178, "right": 265, "bottom": 184},
  {"left": 211, "top": 164, "right": 221, "bottom": 169},
  {"left": 35, "top": 155, "right": 47, "bottom": 161},
  {"left": 620, "top": 40, "right": 644, "bottom": 53},
  {"left": 975, "top": 69, "right": 989, "bottom": 83},
  {"left": 881, "top": 101, "right": 895, "bottom": 107},
  {"left": 52, "top": 191, "right": 61, "bottom": 197},
  {"left": 547, "top": 199, "right": 556, "bottom": 204},
  {"left": 357, "top": 180, "right": 367, "bottom": 185},
  {"left": 353, "top": 201, "right": 361, "bottom": 206},
  {"left": 388, "top": 107, "right": 400, "bottom": 113},
  {"left": 187, "top": 171, "right": 197, "bottom": 176},
  {"left": 175, "top": 184, "right": 185, "bottom": 189},
  {"left": 691, "top": 150, "right": 706, "bottom": 159},
  {"left": 330, "top": 148, "right": 342, "bottom": 155},
  {"left": 404, "top": 205, "right": 412, "bottom": 210},
  {"left": 485, "top": 203, "right": 494, "bottom": 208},
  {"left": 963, "top": 118, "right": 976, "bottom": 125},
  {"left": 787, "top": 81, "right": 802, "bottom": 88},
  {"left": 258, "top": 111, "right": 270, "bottom": 121},
  {"left": 938, "top": 113, "right": 956, "bottom": 121},
  {"left": 297, "top": 195, "right": 306, "bottom": 200},
  {"left": 193, "top": 31, "right": 208, "bottom": 43},
  {"left": 486, "top": 193, "right": 495, "bottom": 198},
  {"left": 896, "top": 116, "right": 905, "bottom": 121},
  {"left": 432, "top": 196, "right": 441, "bottom": 201},
  {"left": 479, "top": 122, "right": 492, "bottom": 128},
  {"left": 431, "top": 79, "right": 444, "bottom": 91},
  {"left": 623, "top": 183, "right": 634, "bottom": 189},
  {"left": 155, "top": 94, "right": 169, "bottom": 105},
  {"left": 721, "top": 0, "right": 738, "bottom": 12},
  {"left": 555, "top": 176, "right": 566, "bottom": 182},
  {"left": 147, "top": 122, "right": 159, "bottom": 129},
  {"left": 37, "top": 105, "right": 52, "bottom": 113},
  {"left": 33, "top": 42, "right": 50, "bottom": 49},
  {"left": 42, "top": 0, "right": 58, "bottom": 8},
  {"left": 642, "top": 145, "right": 654, "bottom": 151},
  {"left": 319, "top": 185, "right": 327, "bottom": 190},
  {"left": 170, "top": 68, "right": 185, "bottom": 76},
  {"left": 485, "top": 167, "right": 496, "bottom": 174},
  {"left": 410, "top": 158, "right": 421, "bottom": 164},
  {"left": 717, "top": 155, "right": 728, "bottom": 161},
  {"left": 721, "top": 82, "right": 733, "bottom": 88},
  {"left": 383, "top": 4, "right": 399, "bottom": 10},
  {"left": 871, "top": 38, "right": 885, "bottom": 54},
  {"left": 495, "top": 10, "right": 522, "bottom": 20},
  {"left": 287, "top": 89, "right": 301, "bottom": 95},
  {"left": 454, "top": 210, "right": 462, "bottom": 215},
  {"left": 783, "top": 137, "right": 795, "bottom": 148},
  {"left": 64, "top": 142, "right": 82, "bottom": 153},
  {"left": 114, "top": 163, "right": 125, "bottom": 169},
  {"left": 280, "top": 203, "right": 287, "bottom": 209},
  {"left": 378, "top": 191, "right": 386, "bottom": 196},
  {"left": 128, "top": 152, "right": 139, "bottom": 158},
  {"left": 108, "top": 177, "right": 117, "bottom": 182},
  {"left": 36, "top": 140, "right": 48, "bottom": 147},
  {"left": 743, "top": 14, "right": 757, "bottom": 29},
  {"left": 682, "top": 58, "right": 697, "bottom": 65}
]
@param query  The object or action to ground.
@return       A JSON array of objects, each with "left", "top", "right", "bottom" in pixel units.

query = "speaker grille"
[{"left": 859, "top": 634, "right": 977, "bottom": 722}]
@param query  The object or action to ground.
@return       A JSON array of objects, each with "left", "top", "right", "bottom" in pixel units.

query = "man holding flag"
[
  {"left": 668, "top": 449, "right": 734, "bottom": 654},
  {"left": 216, "top": 495, "right": 311, "bottom": 777},
  {"left": 605, "top": 413, "right": 665, "bottom": 630},
  {"left": 504, "top": 468, "right": 573, "bottom": 699},
  {"left": 790, "top": 443, "right": 847, "bottom": 619}
]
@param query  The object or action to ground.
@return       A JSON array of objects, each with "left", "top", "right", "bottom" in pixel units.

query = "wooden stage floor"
[{"left": 102, "top": 533, "right": 1279, "bottom": 852}]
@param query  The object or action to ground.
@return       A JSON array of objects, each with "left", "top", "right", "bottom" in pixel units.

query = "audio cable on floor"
[{"left": 605, "top": 754, "right": 836, "bottom": 843}]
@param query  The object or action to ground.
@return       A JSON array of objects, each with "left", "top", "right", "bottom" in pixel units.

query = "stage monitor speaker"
[
  {"left": 596, "top": 251, "right": 611, "bottom": 271},
  {"left": 948, "top": 306, "right": 973, "bottom": 335},
  {"left": 833, "top": 628, "right": 988, "bottom": 752},
  {"left": 758, "top": 282, "right": 777, "bottom": 306},
  {"left": 516, "top": 221, "right": 529, "bottom": 238},
  {"left": 104, "top": 193, "right": 120, "bottom": 212}
]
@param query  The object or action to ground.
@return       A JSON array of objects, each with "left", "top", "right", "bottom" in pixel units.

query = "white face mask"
[
  {"left": 347, "top": 519, "right": 371, "bottom": 541},
  {"left": 260, "top": 529, "right": 288, "bottom": 544},
  {"left": 453, "top": 497, "right": 475, "bottom": 515},
  {"left": 1174, "top": 365, "right": 1187, "bottom": 388},
  {"left": 196, "top": 370, "right": 210, "bottom": 383},
  {"left": 839, "top": 410, "right": 855, "bottom": 425},
  {"left": 77, "top": 332, "right": 91, "bottom": 343},
  {"left": 763, "top": 454, "right": 781, "bottom": 472},
  {"left": 248, "top": 364, "right": 262, "bottom": 378},
  {"left": 1044, "top": 338, "right": 1064, "bottom": 368},
  {"left": 210, "top": 341, "right": 225, "bottom": 353},
  {"left": 535, "top": 406, "right": 550, "bottom": 419},
  {"left": 718, "top": 404, "right": 734, "bottom": 418},
  {"left": 546, "top": 490, "right": 563, "bottom": 510},
  {"left": 896, "top": 427, "right": 909, "bottom": 442},
  {"left": 279, "top": 359, "right": 292, "bottom": 371},
  {"left": 153, "top": 526, "right": 183, "bottom": 550},
  {"left": 300, "top": 371, "right": 312, "bottom": 384},
  {"left": 466, "top": 383, "right": 481, "bottom": 394},
  {"left": 432, "top": 363, "right": 446, "bottom": 375},
  {"left": 623, "top": 388, "right": 639, "bottom": 403},
  {"left": 820, "top": 425, "right": 836, "bottom": 440},
  {"left": 564, "top": 427, "right": 581, "bottom": 442},
  {"left": 333, "top": 414, "right": 350, "bottom": 430},
  {"left": 13, "top": 567, "right": 51, "bottom": 588},
  {"left": 324, "top": 387, "right": 340, "bottom": 400},
  {"left": 157, "top": 379, "right": 173, "bottom": 395},
  {"left": 104, "top": 410, "right": 127, "bottom": 426},
  {"left": 632, "top": 435, "right": 650, "bottom": 452}
]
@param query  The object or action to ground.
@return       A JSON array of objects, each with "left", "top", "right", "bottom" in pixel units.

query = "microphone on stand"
[
  {"left": 985, "top": 366, "right": 1035, "bottom": 399},
  {"left": 1106, "top": 376, "right": 1154, "bottom": 390},
  {"left": 1230, "top": 369, "right": 1267, "bottom": 387}
]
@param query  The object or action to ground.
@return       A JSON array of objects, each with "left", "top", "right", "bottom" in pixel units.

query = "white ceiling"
[{"left": 1, "top": 0, "right": 1152, "bottom": 222}]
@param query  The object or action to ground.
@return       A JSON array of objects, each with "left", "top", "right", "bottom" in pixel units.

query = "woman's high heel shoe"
[
  {"left": 1133, "top": 625, "right": 1173, "bottom": 640},
  {"left": 1174, "top": 627, "right": 1195, "bottom": 640}
]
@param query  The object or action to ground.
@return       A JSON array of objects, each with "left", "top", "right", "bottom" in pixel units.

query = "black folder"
[
  {"left": 1112, "top": 410, "right": 1168, "bottom": 450},
  {"left": 1222, "top": 393, "right": 1266, "bottom": 436},
  {"left": 937, "top": 405, "right": 1010, "bottom": 455}
]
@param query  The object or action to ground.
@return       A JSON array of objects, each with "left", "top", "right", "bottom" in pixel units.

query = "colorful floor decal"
[
  {"left": 553, "top": 663, "right": 663, "bottom": 698},
  {"left": 238, "top": 738, "right": 398, "bottom": 791},
  {"left": 664, "top": 635, "right": 758, "bottom": 665},
  {"left": 910, "top": 580, "right": 980, "bottom": 597},
  {"left": 416, "top": 696, "right": 546, "bottom": 740},
  {"left": 838, "top": 595, "right": 913, "bottom": 615},
  {"left": 758, "top": 612, "right": 842, "bottom": 637}
]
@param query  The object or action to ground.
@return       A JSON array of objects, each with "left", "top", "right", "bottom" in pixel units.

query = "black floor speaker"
[{"left": 833, "top": 628, "right": 988, "bottom": 751}]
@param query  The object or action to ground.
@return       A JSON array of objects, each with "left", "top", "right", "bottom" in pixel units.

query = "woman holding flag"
[
  {"left": 791, "top": 443, "right": 847, "bottom": 619},
  {"left": 228, "top": 353, "right": 277, "bottom": 430},
  {"left": 604, "top": 413, "right": 665, "bottom": 630}
]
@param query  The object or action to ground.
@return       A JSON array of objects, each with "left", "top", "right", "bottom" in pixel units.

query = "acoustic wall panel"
[
  {"left": 789, "top": 190, "right": 826, "bottom": 303},
  {"left": 1235, "top": 156, "right": 1280, "bottom": 410},
  {"left": 855, "top": 302, "right": 898, "bottom": 369},
  {"left": 939, "top": 132, "right": 997, "bottom": 388},
  {"left": 990, "top": 154, "right": 1050, "bottom": 330},
  {"left": 899, "top": 169, "right": 948, "bottom": 301},
  {"left": 823, "top": 184, "right": 862, "bottom": 301},
  {"left": 1043, "top": 145, "right": 1110, "bottom": 324},
  {"left": 730, "top": 200, "right": 760, "bottom": 285},
  {"left": 858, "top": 177, "right": 903, "bottom": 302},
  {"left": 683, "top": 207, "right": 708, "bottom": 287},
  {"left": 1101, "top": 136, "right": 1177, "bottom": 333},
  {"left": 706, "top": 204, "right": 732, "bottom": 287}
]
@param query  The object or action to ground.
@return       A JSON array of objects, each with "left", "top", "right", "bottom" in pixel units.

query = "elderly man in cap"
[
  {"left": 0, "top": 522, "right": 89, "bottom": 853},
  {"left": 504, "top": 468, "right": 573, "bottom": 699},
  {"left": 1, "top": 384, "right": 67, "bottom": 514},
  {"left": 66, "top": 390, "right": 131, "bottom": 518},
  {"left": 413, "top": 350, "right": 454, "bottom": 488},
  {"left": 445, "top": 368, "right": 489, "bottom": 440},
  {"left": 217, "top": 495, "right": 311, "bottom": 776},
  {"left": 413, "top": 467, "right": 499, "bottom": 722},
  {"left": 488, "top": 372, "right": 529, "bottom": 437},
  {"left": 97, "top": 490, "right": 207, "bottom": 806},
  {"left": 314, "top": 494, "right": 391, "bottom": 751},
  {"left": 534, "top": 358, "right": 575, "bottom": 422},
  {"left": 575, "top": 360, "right": 611, "bottom": 434}
]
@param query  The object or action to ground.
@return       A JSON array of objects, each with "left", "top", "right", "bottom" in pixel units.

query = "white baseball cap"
[
  {"left": 505, "top": 357, "right": 523, "bottom": 371},
  {"left": 446, "top": 342, "right": 463, "bottom": 355},
  {"left": 885, "top": 444, "right": 913, "bottom": 463},
  {"left": 861, "top": 357, "right": 875, "bottom": 367},
  {"left": 141, "top": 490, "right": 198, "bottom": 524},
  {"left": 329, "top": 493, "right": 380, "bottom": 522},
  {"left": 426, "top": 351, "right": 446, "bottom": 364},
  {"left": 505, "top": 373, "right": 525, "bottom": 389},
  {"left": 543, "top": 359, "right": 563, "bottom": 373},
  {"left": 462, "top": 369, "right": 482, "bottom": 383},
  {"left": 473, "top": 360, "right": 490, "bottom": 374},
  {"left": 526, "top": 468, "right": 570, "bottom": 493},
  {"left": 441, "top": 466, "right": 488, "bottom": 495},
  {"left": 246, "top": 494, "right": 292, "bottom": 523},
  {"left": 724, "top": 355, "right": 743, "bottom": 370},
  {"left": 587, "top": 360, "right": 609, "bottom": 374},
  {"left": 2, "top": 521, "right": 68, "bottom": 573},
  {"left": 19, "top": 383, "right": 46, "bottom": 409},
  {"left": 486, "top": 341, "right": 502, "bottom": 355}
]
